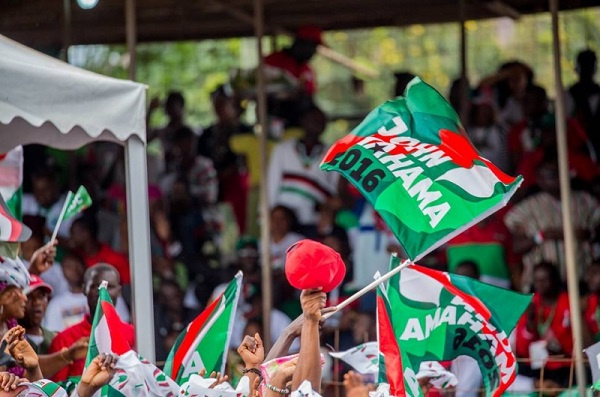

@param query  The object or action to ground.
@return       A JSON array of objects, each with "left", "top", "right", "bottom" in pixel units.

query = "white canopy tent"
[{"left": 0, "top": 34, "right": 156, "bottom": 361}]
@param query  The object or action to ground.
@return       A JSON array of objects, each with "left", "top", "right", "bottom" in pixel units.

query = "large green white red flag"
[
  {"left": 377, "top": 256, "right": 531, "bottom": 397},
  {"left": 164, "top": 271, "right": 243, "bottom": 385},
  {"left": 85, "top": 283, "right": 179, "bottom": 397},
  {"left": 0, "top": 146, "right": 23, "bottom": 221},
  {"left": 321, "top": 77, "right": 522, "bottom": 260}
]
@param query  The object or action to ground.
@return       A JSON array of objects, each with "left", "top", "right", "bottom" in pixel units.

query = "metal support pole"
[
  {"left": 124, "top": 136, "right": 155, "bottom": 362},
  {"left": 549, "top": 0, "right": 586, "bottom": 394},
  {"left": 125, "top": 0, "right": 137, "bottom": 81},
  {"left": 254, "top": 0, "right": 272, "bottom": 351},
  {"left": 62, "top": 0, "right": 71, "bottom": 62}
]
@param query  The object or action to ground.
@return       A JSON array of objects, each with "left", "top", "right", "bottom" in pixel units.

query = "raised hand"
[
  {"left": 67, "top": 337, "right": 90, "bottom": 362},
  {"left": 4, "top": 326, "right": 38, "bottom": 370},
  {"left": 300, "top": 289, "right": 327, "bottom": 323},
  {"left": 271, "top": 357, "right": 297, "bottom": 386},
  {"left": 343, "top": 371, "right": 374, "bottom": 397},
  {"left": 0, "top": 372, "right": 26, "bottom": 394},
  {"left": 237, "top": 333, "right": 264, "bottom": 368},
  {"left": 28, "top": 240, "right": 58, "bottom": 275},
  {"left": 79, "top": 353, "right": 119, "bottom": 394},
  {"left": 207, "top": 372, "right": 229, "bottom": 388}
]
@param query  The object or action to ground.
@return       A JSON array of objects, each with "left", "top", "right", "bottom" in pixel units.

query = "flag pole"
[
  {"left": 549, "top": 0, "right": 586, "bottom": 394},
  {"left": 50, "top": 191, "right": 72, "bottom": 244},
  {"left": 323, "top": 257, "right": 412, "bottom": 320},
  {"left": 254, "top": 0, "right": 272, "bottom": 351}
]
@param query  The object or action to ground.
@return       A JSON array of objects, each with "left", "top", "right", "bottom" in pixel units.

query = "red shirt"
[
  {"left": 264, "top": 51, "right": 316, "bottom": 95},
  {"left": 49, "top": 316, "right": 134, "bottom": 382},
  {"left": 83, "top": 244, "right": 131, "bottom": 284},
  {"left": 585, "top": 295, "right": 600, "bottom": 341},
  {"left": 515, "top": 292, "right": 573, "bottom": 369}
]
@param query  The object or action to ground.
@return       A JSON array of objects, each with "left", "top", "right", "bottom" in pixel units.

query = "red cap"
[
  {"left": 296, "top": 26, "right": 325, "bottom": 46},
  {"left": 285, "top": 239, "right": 346, "bottom": 293},
  {"left": 24, "top": 274, "right": 52, "bottom": 296}
]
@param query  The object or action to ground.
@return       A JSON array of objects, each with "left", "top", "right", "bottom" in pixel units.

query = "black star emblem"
[{"left": 369, "top": 143, "right": 387, "bottom": 154}]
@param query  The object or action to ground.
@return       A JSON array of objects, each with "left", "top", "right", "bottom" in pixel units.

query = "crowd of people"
[{"left": 2, "top": 24, "right": 600, "bottom": 394}]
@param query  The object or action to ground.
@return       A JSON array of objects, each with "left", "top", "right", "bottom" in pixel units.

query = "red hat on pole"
[{"left": 285, "top": 239, "right": 345, "bottom": 293}]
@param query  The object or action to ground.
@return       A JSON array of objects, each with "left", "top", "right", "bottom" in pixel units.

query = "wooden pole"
[
  {"left": 458, "top": 0, "right": 469, "bottom": 124},
  {"left": 254, "top": 0, "right": 272, "bottom": 352},
  {"left": 125, "top": 0, "right": 137, "bottom": 81},
  {"left": 549, "top": 0, "right": 586, "bottom": 394}
]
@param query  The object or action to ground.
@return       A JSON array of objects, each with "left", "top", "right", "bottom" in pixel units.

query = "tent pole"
[
  {"left": 459, "top": 0, "right": 469, "bottom": 124},
  {"left": 62, "top": 0, "right": 71, "bottom": 62},
  {"left": 254, "top": 0, "right": 272, "bottom": 351},
  {"left": 125, "top": 0, "right": 137, "bottom": 81},
  {"left": 549, "top": 0, "right": 586, "bottom": 393},
  {"left": 124, "top": 136, "right": 155, "bottom": 362}
]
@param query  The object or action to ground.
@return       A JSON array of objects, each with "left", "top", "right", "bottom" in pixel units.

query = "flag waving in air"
[
  {"left": 164, "top": 271, "right": 243, "bottom": 385},
  {"left": 321, "top": 77, "right": 522, "bottom": 260},
  {"left": 51, "top": 185, "right": 92, "bottom": 242},
  {"left": 85, "top": 282, "right": 179, "bottom": 396},
  {"left": 377, "top": 256, "right": 531, "bottom": 397}
]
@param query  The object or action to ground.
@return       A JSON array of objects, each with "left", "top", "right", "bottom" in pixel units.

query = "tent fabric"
[{"left": 0, "top": 34, "right": 146, "bottom": 152}]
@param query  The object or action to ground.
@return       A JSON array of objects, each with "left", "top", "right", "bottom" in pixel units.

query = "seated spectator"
[
  {"left": 504, "top": 155, "right": 600, "bottom": 290},
  {"left": 43, "top": 251, "right": 89, "bottom": 332},
  {"left": 22, "top": 167, "right": 73, "bottom": 239},
  {"left": 270, "top": 205, "right": 304, "bottom": 269},
  {"left": 467, "top": 97, "right": 510, "bottom": 173},
  {"left": 49, "top": 264, "right": 134, "bottom": 382},
  {"left": 68, "top": 213, "right": 132, "bottom": 318},
  {"left": 584, "top": 261, "right": 600, "bottom": 343},
  {"left": 515, "top": 262, "right": 573, "bottom": 387},
  {"left": 267, "top": 105, "right": 339, "bottom": 235},
  {"left": 154, "top": 279, "right": 196, "bottom": 362}
]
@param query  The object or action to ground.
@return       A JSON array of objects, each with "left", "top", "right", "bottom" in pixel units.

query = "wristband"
[
  {"left": 243, "top": 367, "right": 262, "bottom": 377},
  {"left": 265, "top": 383, "right": 290, "bottom": 395}
]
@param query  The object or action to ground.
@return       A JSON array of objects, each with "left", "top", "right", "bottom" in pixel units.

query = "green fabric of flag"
[
  {"left": 377, "top": 256, "right": 531, "bottom": 397},
  {"left": 64, "top": 186, "right": 92, "bottom": 220},
  {"left": 321, "top": 77, "right": 523, "bottom": 260}
]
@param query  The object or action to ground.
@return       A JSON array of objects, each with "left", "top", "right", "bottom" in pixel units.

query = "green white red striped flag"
[
  {"left": 85, "top": 282, "right": 179, "bottom": 396},
  {"left": 321, "top": 77, "right": 522, "bottom": 261},
  {"left": 164, "top": 271, "right": 243, "bottom": 385},
  {"left": 0, "top": 146, "right": 23, "bottom": 221},
  {"left": 377, "top": 256, "right": 531, "bottom": 397}
]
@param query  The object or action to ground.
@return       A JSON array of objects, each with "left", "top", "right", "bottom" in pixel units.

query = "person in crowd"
[
  {"left": 147, "top": 91, "right": 189, "bottom": 167},
  {"left": 445, "top": 212, "right": 515, "bottom": 289},
  {"left": 504, "top": 155, "right": 600, "bottom": 290},
  {"left": 569, "top": 49, "right": 600, "bottom": 153},
  {"left": 43, "top": 251, "right": 88, "bottom": 333},
  {"left": 198, "top": 85, "right": 251, "bottom": 233},
  {"left": 448, "top": 76, "right": 472, "bottom": 119},
  {"left": 394, "top": 71, "right": 416, "bottom": 97},
  {"left": 20, "top": 275, "right": 54, "bottom": 354},
  {"left": 49, "top": 264, "right": 134, "bottom": 382},
  {"left": 267, "top": 105, "right": 339, "bottom": 235},
  {"left": 478, "top": 61, "right": 534, "bottom": 128},
  {"left": 270, "top": 205, "right": 304, "bottom": 269},
  {"left": 264, "top": 26, "right": 323, "bottom": 126},
  {"left": 515, "top": 262, "right": 573, "bottom": 387},
  {"left": 154, "top": 279, "right": 196, "bottom": 362},
  {"left": 467, "top": 97, "right": 510, "bottom": 173},
  {"left": 584, "top": 261, "right": 600, "bottom": 344},
  {"left": 234, "top": 236, "right": 261, "bottom": 285},
  {"left": 22, "top": 167, "right": 72, "bottom": 239},
  {"left": 449, "top": 260, "right": 483, "bottom": 397},
  {"left": 508, "top": 86, "right": 591, "bottom": 175}
]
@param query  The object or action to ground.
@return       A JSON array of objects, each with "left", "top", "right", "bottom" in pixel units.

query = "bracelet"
[
  {"left": 265, "top": 383, "right": 290, "bottom": 395},
  {"left": 243, "top": 367, "right": 262, "bottom": 377},
  {"left": 60, "top": 348, "right": 73, "bottom": 364}
]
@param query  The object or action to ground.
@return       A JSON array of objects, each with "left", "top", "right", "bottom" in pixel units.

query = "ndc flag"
[{"left": 321, "top": 77, "right": 522, "bottom": 261}]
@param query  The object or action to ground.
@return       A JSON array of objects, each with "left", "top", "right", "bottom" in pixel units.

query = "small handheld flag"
[{"left": 50, "top": 186, "right": 92, "bottom": 243}]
